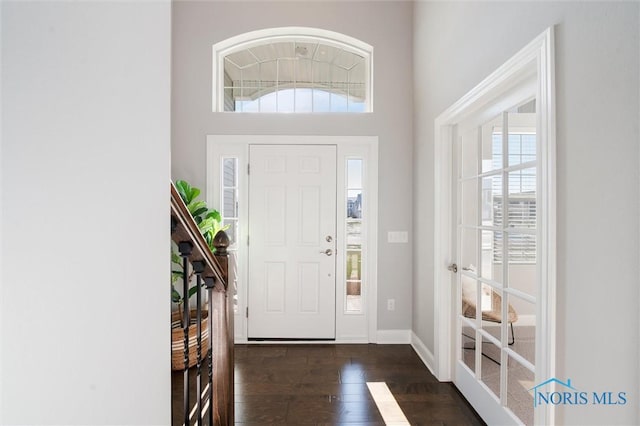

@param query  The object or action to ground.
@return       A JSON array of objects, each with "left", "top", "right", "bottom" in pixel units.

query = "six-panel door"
[{"left": 248, "top": 145, "right": 337, "bottom": 339}]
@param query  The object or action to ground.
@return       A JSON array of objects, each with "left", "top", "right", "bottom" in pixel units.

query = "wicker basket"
[{"left": 171, "top": 309, "right": 209, "bottom": 371}]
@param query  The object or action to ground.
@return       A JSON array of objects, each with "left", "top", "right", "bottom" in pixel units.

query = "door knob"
[
  {"left": 448, "top": 263, "right": 458, "bottom": 273},
  {"left": 320, "top": 249, "right": 333, "bottom": 256}
]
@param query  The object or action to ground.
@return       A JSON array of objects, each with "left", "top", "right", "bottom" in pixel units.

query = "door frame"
[
  {"left": 433, "top": 28, "right": 556, "bottom": 423},
  {"left": 206, "top": 135, "right": 379, "bottom": 344}
]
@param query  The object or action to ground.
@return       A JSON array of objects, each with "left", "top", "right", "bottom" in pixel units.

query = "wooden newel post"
[
  {"left": 213, "top": 231, "right": 229, "bottom": 283},
  {"left": 212, "top": 230, "right": 233, "bottom": 425}
]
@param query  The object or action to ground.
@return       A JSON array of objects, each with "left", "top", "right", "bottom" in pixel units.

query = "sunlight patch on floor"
[{"left": 366, "top": 382, "right": 410, "bottom": 425}]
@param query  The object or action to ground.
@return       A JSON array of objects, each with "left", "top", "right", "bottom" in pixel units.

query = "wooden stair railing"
[{"left": 170, "top": 182, "right": 234, "bottom": 426}]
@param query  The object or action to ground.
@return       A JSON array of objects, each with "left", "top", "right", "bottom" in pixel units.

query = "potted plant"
[{"left": 171, "top": 179, "right": 228, "bottom": 370}]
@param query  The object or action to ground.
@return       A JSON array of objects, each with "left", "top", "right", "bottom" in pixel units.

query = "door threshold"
[{"left": 248, "top": 338, "right": 335, "bottom": 342}]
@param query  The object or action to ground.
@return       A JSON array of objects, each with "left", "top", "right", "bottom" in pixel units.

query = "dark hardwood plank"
[{"left": 233, "top": 344, "right": 485, "bottom": 425}]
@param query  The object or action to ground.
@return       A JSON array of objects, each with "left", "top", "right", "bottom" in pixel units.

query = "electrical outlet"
[{"left": 387, "top": 299, "right": 395, "bottom": 311}]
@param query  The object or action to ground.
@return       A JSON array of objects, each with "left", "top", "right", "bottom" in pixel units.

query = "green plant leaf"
[
  {"left": 171, "top": 288, "right": 182, "bottom": 303},
  {"left": 198, "top": 217, "right": 214, "bottom": 230},
  {"left": 175, "top": 180, "right": 203, "bottom": 205},
  {"left": 171, "top": 271, "right": 183, "bottom": 284},
  {"left": 187, "top": 284, "right": 202, "bottom": 299},
  {"left": 188, "top": 201, "right": 207, "bottom": 217},
  {"left": 190, "top": 187, "right": 201, "bottom": 201},
  {"left": 204, "top": 235, "right": 215, "bottom": 253},
  {"left": 191, "top": 206, "right": 208, "bottom": 218},
  {"left": 175, "top": 180, "right": 189, "bottom": 203},
  {"left": 188, "top": 200, "right": 206, "bottom": 211},
  {"left": 205, "top": 210, "right": 222, "bottom": 222}
]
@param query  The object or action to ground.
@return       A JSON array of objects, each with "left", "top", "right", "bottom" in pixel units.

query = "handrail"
[
  {"left": 170, "top": 183, "right": 226, "bottom": 290},
  {"left": 170, "top": 181, "right": 234, "bottom": 426}
]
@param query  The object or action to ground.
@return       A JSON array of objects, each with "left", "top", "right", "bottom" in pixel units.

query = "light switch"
[{"left": 387, "top": 231, "right": 408, "bottom": 243}]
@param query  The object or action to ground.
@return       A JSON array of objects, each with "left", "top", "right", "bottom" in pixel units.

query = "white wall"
[
  {"left": 1, "top": 2, "right": 172, "bottom": 424},
  {"left": 413, "top": 1, "right": 639, "bottom": 424},
  {"left": 0, "top": 2, "right": 4, "bottom": 417},
  {"left": 171, "top": 1, "right": 414, "bottom": 332}
]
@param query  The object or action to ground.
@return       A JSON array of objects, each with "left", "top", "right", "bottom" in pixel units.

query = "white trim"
[
  {"left": 376, "top": 330, "right": 411, "bottom": 344},
  {"left": 0, "top": 2, "right": 3, "bottom": 416},
  {"left": 212, "top": 27, "right": 374, "bottom": 112},
  {"left": 456, "top": 365, "right": 521, "bottom": 425},
  {"left": 206, "top": 135, "right": 378, "bottom": 343},
  {"left": 365, "top": 145, "right": 379, "bottom": 343},
  {"left": 411, "top": 332, "right": 436, "bottom": 376},
  {"left": 433, "top": 123, "right": 454, "bottom": 381},
  {"left": 207, "top": 141, "right": 249, "bottom": 342},
  {"left": 433, "top": 27, "right": 556, "bottom": 425},
  {"left": 536, "top": 29, "right": 557, "bottom": 426}
]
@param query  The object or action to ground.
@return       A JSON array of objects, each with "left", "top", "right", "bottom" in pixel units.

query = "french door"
[
  {"left": 454, "top": 105, "right": 538, "bottom": 425},
  {"left": 433, "top": 29, "right": 555, "bottom": 426},
  {"left": 247, "top": 144, "right": 337, "bottom": 339}
]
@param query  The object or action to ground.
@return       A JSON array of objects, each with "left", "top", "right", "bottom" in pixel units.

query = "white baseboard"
[
  {"left": 376, "top": 329, "right": 411, "bottom": 344},
  {"left": 336, "top": 336, "right": 369, "bottom": 344},
  {"left": 411, "top": 331, "right": 436, "bottom": 376},
  {"left": 235, "top": 337, "right": 368, "bottom": 344}
]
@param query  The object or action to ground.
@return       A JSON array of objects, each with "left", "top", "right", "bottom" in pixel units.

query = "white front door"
[{"left": 248, "top": 144, "right": 337, "bottom": 339}]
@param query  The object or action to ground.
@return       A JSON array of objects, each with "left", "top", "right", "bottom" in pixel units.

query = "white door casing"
[
  {"left": 433, "top": 28, "right": 556, "bottom": 425},
  {"left": 206, "top": 135, "right": 379, "bottom": 344},
  {"left": 248, "top": 145, "right": 337, "bottom": 339}
]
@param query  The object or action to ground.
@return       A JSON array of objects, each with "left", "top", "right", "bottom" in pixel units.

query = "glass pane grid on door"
[
  {"left": 506, "top": 355, "right": 535, "bottom": 426},
  {"left": 457, "top": 106, "right": 538, "bottom": 425}
]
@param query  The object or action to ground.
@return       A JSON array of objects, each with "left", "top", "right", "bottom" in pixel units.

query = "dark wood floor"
[{"left": 234, "top": 344, "right": 485, "bottom": 425}]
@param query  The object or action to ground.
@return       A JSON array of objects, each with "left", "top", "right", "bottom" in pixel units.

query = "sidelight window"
[
  {"left": 221, "top": 157, "right": 239, "bottom": 248},
  {"left": 345, "top": 159, "right": 364, "bottom": 313}
]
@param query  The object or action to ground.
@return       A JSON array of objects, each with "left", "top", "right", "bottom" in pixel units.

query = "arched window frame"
[{"left": 212, "top": 27, "right": 374, "bottom": 113}]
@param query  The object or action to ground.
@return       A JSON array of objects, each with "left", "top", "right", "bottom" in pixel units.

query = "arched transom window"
[{"left": 212, "top": 27, "right": 373, "bottom": 113}]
